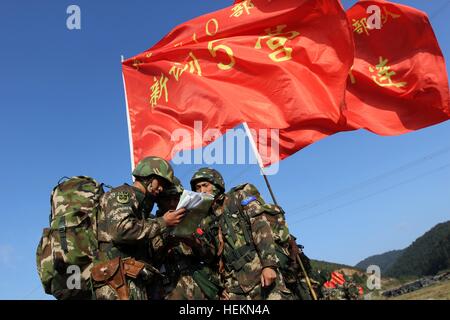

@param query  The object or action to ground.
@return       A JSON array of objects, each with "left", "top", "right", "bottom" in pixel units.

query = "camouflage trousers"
[
  {"left": 320, "top": 285, "right": 362, "bottom": 300},
  {"left": 226, "top": 274, "right": 293, "bottom": 300},
  {"left": 94, "top": 279, "right": 148, "bottom": 300},
  {"left": 320, "top": 287, "right": 346, "bottom": 300},
  {"left": 165, "top": 274, "right": 208, "bottom": 300}
]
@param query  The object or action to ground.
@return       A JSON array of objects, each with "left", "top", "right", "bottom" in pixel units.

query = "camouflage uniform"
[
  {"left": 321, "top": 286, "right": 346, "bottom": 300},
  {"left": 319, "top": 272, "right": 362, "bottom": 300},
  {"left": 342, "top": 276, "right": 363, "bottom": 300},
  {"left": 93, "top": 156, "right": 174, "bottom": 300},
  {"left": 232, "top": 185, "right": 312, "bottom": 300},
  {"left": 152, "top": 178, "right": 219, "bottom": 300},
  {"left": 192, "top": 168, "right": 292, "bottom": 300}
]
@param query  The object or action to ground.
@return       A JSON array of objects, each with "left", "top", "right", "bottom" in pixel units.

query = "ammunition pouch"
[
  {"left": 224, "top": 244, "right": 257, "bottom": 272},
  {"left": 192, "top": 269, "right": 221, "bottom": 300},
  {"left": 122, "top": 258, "right": 146, "bottom": 279},
  {"left": 91, "top": 257, "right": 145, "bottom": 300}
]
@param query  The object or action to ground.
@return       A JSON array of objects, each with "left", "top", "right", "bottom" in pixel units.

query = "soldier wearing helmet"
[
  {"left": 92, "top": 156, "right": 185, "bottom": 300},
  {"left": 190, "top": 167, "right": 225, "bottom": 198},
  {"left": 191, "top": 168, "right": 293, "bottom": 300},
  {"left": 148, "top": 177, "right": 221, "bottom": 300}
]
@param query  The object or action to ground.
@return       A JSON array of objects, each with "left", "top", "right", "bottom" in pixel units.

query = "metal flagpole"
[
  {"left": 242, "top": 121, "right": 318, "bottom": 300},
  {"left": 121, "top": 55, "right": 136, "bottom": 173}
]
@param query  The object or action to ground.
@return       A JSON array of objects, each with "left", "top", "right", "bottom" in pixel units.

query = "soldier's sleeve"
[
  {"left": 105, "top": 192, "right": 167, "bottom": 245},
  {"left": 239, "top": 190, "right": 279, "bottom": 269}
]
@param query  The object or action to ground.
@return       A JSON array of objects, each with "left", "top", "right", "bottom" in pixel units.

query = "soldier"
[
  {"left": 92, "top": 156, "right": 185, "bottom": 300},
  {"left": 319, "top": 271, "right": 363, "bottom": 300},
  {"left": 191, "top": 168, "right": 293, "bottom": 300},
  {"left": 342, "top": 275, "right": 364, "bottom": 300},
  {"left": 151, "top": 177, "right": 221, "bottom": 300}
]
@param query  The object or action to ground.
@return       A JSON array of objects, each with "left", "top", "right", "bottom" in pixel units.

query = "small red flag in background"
[
  {"left": 323, "top": 280, "right": 337, "bottom": 289},
  {"left": 122, "top": 0, "right": 354, "bottom": 166},
  {"left": 345, "top": 0, "right": 450, "bottom": 135},
  {"left": 331, "top": 271, "right": 346, "bottom": 286},
  {"left": 358, "top": 286, "right": 364, "bottom": 296}
]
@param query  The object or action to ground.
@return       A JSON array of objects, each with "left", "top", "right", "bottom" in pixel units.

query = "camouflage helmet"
[
  {"left": 132, "top": 156, "right": 174, "bottom": 184},
  {"left": 190, "top": 167, "right": 225, "bottom": 192},
  {"left": 168, "top": 176, "right": 184, "bottom": 195}
]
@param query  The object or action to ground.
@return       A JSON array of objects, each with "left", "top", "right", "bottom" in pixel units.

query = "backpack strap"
[
  {"left": 219, "top": 191, "right": 258, "bottom": 271},
  {"left": 227, "top": 189, "right": 253, "bottom": 244},
  {"left": 58, "top": 216, "right": 68, "bottom": 253}
]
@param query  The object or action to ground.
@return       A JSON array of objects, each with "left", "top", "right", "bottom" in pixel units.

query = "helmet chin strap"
[
  {"left": 211, "top": 184, "right": 222, "bottom": 198},
  {"left": 145, "top": 177, "right": 167, "bottom": 195},
  {"left": 136, "top": 177, "right": 153, "bottom": 194}
]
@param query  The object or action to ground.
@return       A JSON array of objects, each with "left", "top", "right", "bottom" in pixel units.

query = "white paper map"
[
  {"left": 172, "top": 190, "right": 214, "bottom": 238},
  {"left": 176, "top": 190, "right": 214, "bottom": 211}
]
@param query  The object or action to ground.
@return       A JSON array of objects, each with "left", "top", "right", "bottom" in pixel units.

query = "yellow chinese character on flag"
[
  {"left": 352, "top": 18, "right": 369, "bottom": 36},
  {"left": 169, "top": 63, "right": 188, "bottom": 81},
  {"left": 150, "top": 73, "right": 169, "bottom": 107},
  {"left": 369, "top": 57, "right": 407, "bottom": 88},
  {"left": 255, "top": 24, "right": 300, "bottom": 62},
  {"left": 169, "top": 52, "right": 202, "bottom": 82},
  {"left": 382, "top": 6, "right": 401, "bottom": 24},
  {"left": 230, "top": 0, "right": 255, "bottom": 18},
  {"left": 132, "top": 59, "right": 143, "bottom": 71}
]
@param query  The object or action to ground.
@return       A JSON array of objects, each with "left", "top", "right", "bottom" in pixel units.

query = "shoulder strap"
[{"left": 224, "top": 191, "right": 253, "bottom": 244}]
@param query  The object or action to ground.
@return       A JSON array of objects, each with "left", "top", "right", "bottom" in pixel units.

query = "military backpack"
[
  {"left": 36, "top": 176, "right": 105, "bottom": 299},
  {"left": 227, "top": 184, "right": 312, "bottom": 277}
]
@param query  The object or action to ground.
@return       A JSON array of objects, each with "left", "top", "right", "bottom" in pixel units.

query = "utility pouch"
[
  {"left": 122, "top": 258, "right": 145, "bottom": 279},
  {"left": 192, "top": 270, "right": 221, "bottom": 300},
  {"left": 91, "top": 257, "right": 129, "bottom": 300}
]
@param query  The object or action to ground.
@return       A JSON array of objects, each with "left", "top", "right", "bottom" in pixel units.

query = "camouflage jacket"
[
  {"left": 197, "top": 184, "right": 280, "bottom": 294},
  {"left": 149, "top": 211, "right": 221, "bottom": 299},
  {"left": 97, "top": 184, "right": 167, "bottom": 262}
]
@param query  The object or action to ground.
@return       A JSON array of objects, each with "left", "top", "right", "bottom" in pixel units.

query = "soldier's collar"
[{"left": 132, "top": 185, "right": 146, "bottom": 204}]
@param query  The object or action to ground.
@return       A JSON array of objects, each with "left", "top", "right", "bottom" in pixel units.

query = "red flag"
[
  {"left": 358, "top": 286, "right": 364, "bottom": 296},
  {"left": 331, "top": 271, "right": 346, "bottom": 286},
  {"left": 323, "top": 280, "right": 336, "bottom": 289},
  {"left": 345, "top": 0, "right": 450, "bottom": 135},
  {"left": 122, "top": 0, "right": 354, "bottom": 165}
]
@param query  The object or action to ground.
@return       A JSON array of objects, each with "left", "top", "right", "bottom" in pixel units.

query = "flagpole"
[
  {"left": 242, "top": 121, "right": 318, "bottom": 300},
  {"left": 242, "top": 122, "right": 278, "bottom": 205},
  {"left": 121, "top": 55, "right": 136, "bottom": 173}
]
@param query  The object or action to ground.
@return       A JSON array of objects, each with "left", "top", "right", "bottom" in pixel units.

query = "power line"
[
  {"left": 288, "top": 162, "right": 450, "bottom": 225},
  {"left": 22, "top": 284, "right": 40, "bottom": 300},
  {"left": 286, "top": 145, "right": 450, "bottom": 214}
]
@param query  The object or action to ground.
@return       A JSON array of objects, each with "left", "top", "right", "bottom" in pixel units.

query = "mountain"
[
  {"left": 310, "top": 259, "right": 359, "bottom": 274},
  {"left": 355, "top": 249, "right": 405, "bottom": 272},
  {"left": 355, "top": 220, "right": 450, "bottom": 279},
  {"left": 386, "top": 221, "right": 450, "bottom": 278}
]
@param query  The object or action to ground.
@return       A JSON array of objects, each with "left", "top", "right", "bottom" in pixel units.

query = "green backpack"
[
  {"left": 36, "top": 176, "right": 105, "bottom": 300},
  {"left": 229, "top": 184, "right": 311, "bottom": 277}
]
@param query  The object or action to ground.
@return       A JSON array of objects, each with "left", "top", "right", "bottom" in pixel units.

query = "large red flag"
[
  {"left": 122, "top": 0, "right": 354, "bottom": 166},
  {"left": 344, "top": 0, "right": 450, "bottom": 135}
]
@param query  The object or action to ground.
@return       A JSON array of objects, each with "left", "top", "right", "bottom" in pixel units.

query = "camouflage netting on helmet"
[
  {"left": 132, "top": 156, "right": 174, "bottom": 184},
  {"left": 190, "top": 168, "right": 225, "bottom": 194},
  {"left": 161, "top": 176, "right": 184, "bottom": 197}
]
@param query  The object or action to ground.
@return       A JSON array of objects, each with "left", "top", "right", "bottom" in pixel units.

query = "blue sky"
[{"left": 0, "top": 0, "right": 449, "bottom": 299}]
